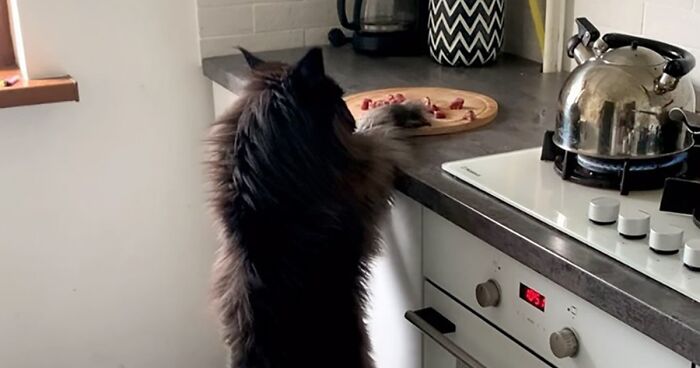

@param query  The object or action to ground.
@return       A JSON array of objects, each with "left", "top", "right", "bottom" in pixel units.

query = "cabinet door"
[
  {"left": 367, "top": 192, "right": 423, "bottom": 368},
  {"left": 420, "top": 282, "right": 548, "bottom": 368}
]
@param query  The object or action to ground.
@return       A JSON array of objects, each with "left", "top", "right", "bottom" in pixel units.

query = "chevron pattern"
[{"left": 428, "top": 0, "right": 505, "bottom": 66}]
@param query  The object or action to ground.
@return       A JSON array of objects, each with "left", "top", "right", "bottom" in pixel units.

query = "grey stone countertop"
[{"left": 203, "top": 46, "right": 700, "bottom": 363}]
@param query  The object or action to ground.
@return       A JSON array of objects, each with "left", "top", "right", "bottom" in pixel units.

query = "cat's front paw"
[{"left": 356, "top": 102, "right": 431, "bottom": 131}]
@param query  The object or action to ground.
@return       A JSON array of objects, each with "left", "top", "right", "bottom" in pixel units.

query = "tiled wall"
[
  {"left": 197, "top": 0, "right": 547, "bottom": 61},
  {"left": 569, "top": 0, "right": 700, "bottom": 88},
  {"left": 197, "top": 0, "right": 340, "bottom": 57}
]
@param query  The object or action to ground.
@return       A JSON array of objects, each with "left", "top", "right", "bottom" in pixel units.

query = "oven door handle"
[{"left": 405, "top": 308, "right": 487, "bottom": 368}]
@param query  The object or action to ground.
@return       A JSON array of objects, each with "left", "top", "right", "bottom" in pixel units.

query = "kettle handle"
[
  {"left": 602, "top": 33, "right": 696, "bottom": 91},
  {"left": 338, "top": 0, "right": 362, "bottom": 31},
  {"left": 566, "top": 18, "right": 600, "bottom": 58}
]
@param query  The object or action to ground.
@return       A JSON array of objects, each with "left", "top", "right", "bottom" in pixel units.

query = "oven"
[
  {"left": 406, "top": 209, "right": 691, "bottom": 368},
  {"left": 408, "top": 281, "right": 549, "bottom": 367}
]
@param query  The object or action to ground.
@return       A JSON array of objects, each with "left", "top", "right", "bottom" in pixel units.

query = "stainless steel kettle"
[
  {"left": 330, "top": 0, "right": 425, "bottom": 55},
  {"left": 555, "top": 18, "right": 698, "bottom": 159}
]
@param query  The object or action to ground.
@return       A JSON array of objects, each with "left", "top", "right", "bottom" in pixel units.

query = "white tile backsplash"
[
  {"left": 648, "top": 0, "right": 694, "bottom": 10},
  {"left": 572, "top": 0, "right": 700, "bottom": 95},
  {"left": 198, "top": 0, "right": 254, "bottom": 6},
  {"left": 254, "top": 0, "right": 337, "bottom": 33},
  {"left": 574, "top": 0, "right": 645, "bottom": 34},
  {"left": 197, "top": 0, "right": 339, "bottom": 55},
  {"left": 304, "top": 26, "right": 335, "bottom": 46},
  {"left": 201, "top": 30, "right": 305, "bottom": 57},
  {"left": 198, "top": 5, "right": 254, "bottom": 37},
  {"left": 199, "top": 0, "right": 301, "bottom": 5},
  {"left": 643, "top": 2, "right": 700, "bottom": 48}
]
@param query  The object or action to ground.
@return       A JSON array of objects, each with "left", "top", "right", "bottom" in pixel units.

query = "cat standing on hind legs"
[{"left": 207, "top": 47, "right": 429, "bottom": 368}]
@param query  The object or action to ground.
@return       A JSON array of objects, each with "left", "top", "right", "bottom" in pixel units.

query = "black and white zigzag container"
[{"left": 428, "top": 0, "right": 505, "bottom": 66}]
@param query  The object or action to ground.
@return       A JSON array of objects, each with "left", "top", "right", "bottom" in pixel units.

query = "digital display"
[{"left": 519, "top": 283, "right": 546, "bottom": 311}]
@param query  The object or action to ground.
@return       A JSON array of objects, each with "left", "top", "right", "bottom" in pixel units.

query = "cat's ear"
[
  {"left": 238, "top": 47, "right": 264, "bottom": 69},
  {"left": 291, "top": 48, "right": 325, "bottom": 83}
]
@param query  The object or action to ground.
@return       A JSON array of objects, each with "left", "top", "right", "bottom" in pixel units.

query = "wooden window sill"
[{"left": 0, "top": 68, "right": 79, "bottom": 108}]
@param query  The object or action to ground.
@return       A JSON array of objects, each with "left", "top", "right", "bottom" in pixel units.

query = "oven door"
[{"left": 407, "top": 282, "right": 551, "bottom": 368}]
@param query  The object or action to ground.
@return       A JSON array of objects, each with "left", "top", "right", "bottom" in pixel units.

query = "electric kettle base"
[{"left": 351, "top": 32, "right": 424, "bottom": 56}]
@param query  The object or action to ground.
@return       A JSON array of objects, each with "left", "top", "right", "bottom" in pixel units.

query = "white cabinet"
[{"left": 368, "top": 192, "right": 423, "bottom": 368}]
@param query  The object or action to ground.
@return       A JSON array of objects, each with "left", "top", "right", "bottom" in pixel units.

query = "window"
[
  {"left": 0, "top": 0, "right": 79, "bottom": 109},
  {"left": 0, "top": 0, "right": 15, "bottom": 68}
]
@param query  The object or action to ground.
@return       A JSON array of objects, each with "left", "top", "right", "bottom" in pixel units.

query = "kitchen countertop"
[{"left": 203, "top": 46, "right": 700, "bottom": 363}]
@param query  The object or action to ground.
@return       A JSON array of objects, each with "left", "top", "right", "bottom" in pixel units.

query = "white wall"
[
  {"left": 567, "top": 0, "right": 700, "bottom": 90},
  {"left": 197, "top": 0, "right": 340, "bottom": 57},
  {"left": 0, "top": 1, "right": 226, "bottom": 368}
]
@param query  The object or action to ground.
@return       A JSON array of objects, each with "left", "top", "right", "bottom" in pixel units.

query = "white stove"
[{"left": 442, "top": 147, "right": 700, "bottom": 303}]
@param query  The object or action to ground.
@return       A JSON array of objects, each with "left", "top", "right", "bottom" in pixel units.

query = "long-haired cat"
[{"left": 207, "top": 48, "right": 428, "bottom": 368}]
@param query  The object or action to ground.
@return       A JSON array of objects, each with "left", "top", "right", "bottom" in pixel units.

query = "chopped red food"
[
  {"left": 449, "top": 97, "right": 465, "bottom": 110},
  {"left": 463, "top": 110, "right": 476, "bottom": 122},
  {"left": 371, "top": 100, "right": 385, "bottom": 108},
  {"left": 361, "top": 93, "right": 456, "bottom": 112}
]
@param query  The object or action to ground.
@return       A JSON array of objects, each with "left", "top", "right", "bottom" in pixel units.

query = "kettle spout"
[{"left": 569, "top": 42, "right": 595, "bottom": 65}]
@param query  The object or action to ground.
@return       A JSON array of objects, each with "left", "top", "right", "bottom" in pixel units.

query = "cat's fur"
[{"left": 206, "top": 48, "right": 428, "bottom": 368}]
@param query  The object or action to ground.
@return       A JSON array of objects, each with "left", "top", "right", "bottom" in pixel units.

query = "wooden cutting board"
[{"left": 344, "top": 87, "right": 498, "bottom": 136}]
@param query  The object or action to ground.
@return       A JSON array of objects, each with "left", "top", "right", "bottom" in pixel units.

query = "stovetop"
[{"left": 442, "top": 148, "right": 700, "bottom": 302}]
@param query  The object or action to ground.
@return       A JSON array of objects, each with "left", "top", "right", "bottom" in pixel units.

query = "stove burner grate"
[
  {"left": 577, "top": 153, "right": 688, "bottom": 173},
  {"left": 540, "top": 131, "right": 690, "bottom": 195}
]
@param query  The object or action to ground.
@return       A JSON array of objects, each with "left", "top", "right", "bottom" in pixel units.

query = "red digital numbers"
[{"left": 520, "top": 283, "right": 546, "bottom": 311}]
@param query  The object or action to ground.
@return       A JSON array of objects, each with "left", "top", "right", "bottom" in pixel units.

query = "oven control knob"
[
  {"left": 650, "top": 225, "right": 684, "bottom": 254},
  {"left": 588, "top": 197, "right": 620, "bottom": 225},
  {"left": 475, "top": 279, "right": 500, "bottom": 308},
  {"left": 683, "top": 239, "right": 700, "bottom": 271},
  {"left": 549, "top": 328, "right": 579, "bottom": 359},
  {"left": 617, "top": 210, "right": 650, "bottom": 239}
]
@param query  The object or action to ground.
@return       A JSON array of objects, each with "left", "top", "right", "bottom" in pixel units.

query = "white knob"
[
  {"left": 617, "top": 210, "right": 650, "bottom": 239},
  {"left": 588, "top": 197, "right": 620, "bottom": 225},
  {"left": 475, "top": 279, "right": 500, "bottom": 308},
  {"left": 649, "top": 225, "right": 684, "bottom": 254},
  {"left": 683, "top": 239, "right": 700, "bottom": 271},
  {"left": 550, "top": 328, "right": 579, "bottom": 358}
]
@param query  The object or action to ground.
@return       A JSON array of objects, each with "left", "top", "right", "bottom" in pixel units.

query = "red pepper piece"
[
  {"left": 463, "top": 110, "right": 476, "bottom": 122},
  {"left": 449, "top": 97, "right": 464, "bottom": 110},
  {"left": 361, "top": 98, "right": 372, "bottom": 110}
]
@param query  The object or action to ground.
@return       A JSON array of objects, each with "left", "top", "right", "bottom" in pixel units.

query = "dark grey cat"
[{"left": 207, "top": 47, "right": 428, "bottom": 368}]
